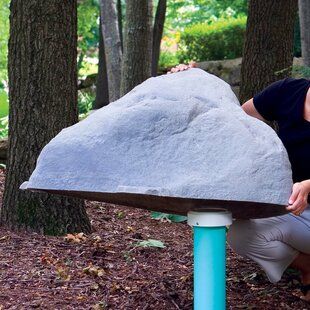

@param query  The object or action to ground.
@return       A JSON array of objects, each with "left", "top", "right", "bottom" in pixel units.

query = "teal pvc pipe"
[{"left": 193, "top": 226, "right": 227, "bottom": 310}]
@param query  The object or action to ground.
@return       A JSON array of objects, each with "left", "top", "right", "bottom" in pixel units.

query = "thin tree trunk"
[
  {"left": 239, "top": 0, "right": 298, "bottom": 104},
  {"left": 299, "top": 0, "right": 310, "bottom": 66},
  {"left": 152, "top": 0, "right": 167, "bottom": 76},
  {"left": 100, "top": 0, "right": 122, "bottom": 102},
  {"left": 117, "top": 0, "right": 123, "bottom": 52},
  {"left": 121, "top": 0, "right": 153, "bottom": 96},
  {"left": 94, "top": 18, "right": 109, "bottom": 109},
  {"left": 1, "top": 0, "right": 91, "bottom": 235}
]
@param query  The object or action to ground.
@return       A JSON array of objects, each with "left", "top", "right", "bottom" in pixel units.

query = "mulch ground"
[{"left": 0, "top": 169, "right": 309, "bottom": 309}]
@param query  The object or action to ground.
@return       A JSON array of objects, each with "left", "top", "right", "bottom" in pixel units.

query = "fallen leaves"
[
  {"left": 92, "top": 301, "right": 106, "bottom": 309},
  {"left": 64, "top": 232, "right": 87, "bottom": 243},
  {"left": 83, "top": 264, "right": 105, "bottom": 277},
  {"left": 0, "top": 235, "right": 10, "bottom": 242},
  {"left": 0, "top": 170, "right": 306, "bottom": 310},
  {"left": 55, "top": 265, "right": 71, "bottom": 281}
]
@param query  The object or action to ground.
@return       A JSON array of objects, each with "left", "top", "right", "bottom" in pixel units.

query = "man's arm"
[
  {"left": 242, "top": 98, "right": 309, "bottom": 215},
  {"left": 242, "top": 98, "right": 266, "bottom": 122}
]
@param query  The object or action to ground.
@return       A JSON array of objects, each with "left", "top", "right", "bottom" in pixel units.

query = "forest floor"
[{"left": 0, "top": 169, "right": 309, "bottom": 310}]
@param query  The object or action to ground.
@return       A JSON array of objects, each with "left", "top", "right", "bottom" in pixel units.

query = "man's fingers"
[
  {"left": 179, "top": 65, "right": 188, "bottom": 71},
  {"left": 287, "top": 196, "right": 307, "bottom": 215},
  {"left": 287, "top": 182, "right": 310, "bottom": 216},
  {"left": 288, "top": 191, "right": 299, "bottom": 205},
  {"left": 287, "top": 195, "right": 303, "bottom": 211},
  {"left": 189, "top": 61, "right": 197, "bottom": 68},
  {"left": 167, "top": 63, "right": 193, "bottom": 74},
  {"left": 288, "top": 184, "right": 300, "bottom": 205}
]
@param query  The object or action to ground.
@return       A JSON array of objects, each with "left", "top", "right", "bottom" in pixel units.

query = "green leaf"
[
  {"left": 151, "top": 211, "right": 187, "bottom": 223},
  {"left": 135, "top": 239, "right": 166, "bottom": 248}
]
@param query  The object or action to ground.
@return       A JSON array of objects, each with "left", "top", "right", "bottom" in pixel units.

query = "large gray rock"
[{"left": 22, "top": 69, "right": 293, "bottom": 217}]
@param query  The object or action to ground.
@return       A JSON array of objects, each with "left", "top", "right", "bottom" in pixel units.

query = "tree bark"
[
  {"left": 299, "top": 0, "right": 310, "bottom": 66},
  {"left": 239, "top": 0, "right": 298, "bottom": 104},
  {"left": 117, "top": 0, "right": 123, "bottom": 52},
  {"left": 100, "top": 0, "right": 122, "bottom": 102},
  {"left": 152, "top": 0, "right": 167, "bottom": 76},
  {"left": 1, "top": 0, "right": 91, "bottom": 235},
  {"left": 94, "top": 18, "right": 109, "bottom": 109},
  {"left": 120, "top": 0, "right": 153, "bottom": 96}
]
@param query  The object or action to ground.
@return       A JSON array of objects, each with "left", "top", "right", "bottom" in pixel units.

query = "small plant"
[
  {"left": 151, "top": 211, "right": 187, "bottom": 223},
  {"left": 116, "top": 211, "right": 125, "bottom": 219},
  {"left": 135, "top": 239, "right": 166, "bottom": 249},
  {"left": 292, "top": 65, "right": 310, "bottom": 79},
  {"left": 78, "top": 91, "right": 94, "bottom": 117},
  {"left": 123, "top": 251, "right": 135, "bottom": 262}
]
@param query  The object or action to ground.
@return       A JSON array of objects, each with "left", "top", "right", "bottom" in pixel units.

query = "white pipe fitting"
[{"left": 188, "top": 209, "right": 232, "bottom": 227}]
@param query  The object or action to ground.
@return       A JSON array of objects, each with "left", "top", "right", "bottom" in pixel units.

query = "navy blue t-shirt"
[{"left": 253, "top": 78, "right": 310, "bottom": 183}]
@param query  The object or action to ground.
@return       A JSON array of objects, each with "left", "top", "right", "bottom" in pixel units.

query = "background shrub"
[
  {"left": 78, "top": 91, "right": 94, "bottom": 118},
  {"left": 292, "top": 65, "right": 310, "bottom": 79},
  {"left": 158, "top": 50, "right": 179, "bottom": 70},
  {"left": 178, "top": 16, "right": 247, "bottom": 63}
]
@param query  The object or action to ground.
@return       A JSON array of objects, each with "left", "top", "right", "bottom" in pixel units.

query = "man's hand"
[
  {"left": 287, "top": 180, "right": 310, "bottom": 215},
  {"left": 167, "top": 61, "right": 196, "bottom": 74}
]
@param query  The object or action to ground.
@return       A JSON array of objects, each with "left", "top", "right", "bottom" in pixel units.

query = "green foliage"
[
  {"left": 135, "top": 239, "right": 166, "bottom": 249},
  {"left": 77, "top": 0, "right": 100, "bottom": 74},
  {"left": 78, "top": 91, "right": 94, "bottom": 117},
  {"left": 116, "top": 211, "right": 125, "bottom": 219},
  {"left": 0, "top": 83, "right": 8, "bottom": 138},
  {"left": 123, "top": 250, "right": 134, "bottom": 262},
  {"left": 178, "top": 16, "right": 247, "bottom": 62},
  {"left": 0, "top": 0, "right": 10, "bottom": 82},
  {"left": 0, "top": 88, "right": 9, "bottom": 118},
  {"left": 165, "top": 0, "right": 248, "bottom": 31},
  {"left": 0, "top": 116, "right": 8, "bottom": 139},
  {"left": 292, "top": 65, "right": 310, "bottom": 79},
  {"left": 158, "top": 51, "right": 179, "bottom": 69},
  {"left": 78, "top": 59, "right": 98, "bottom": 77},
  {"left": 151, "top": 211, "right": 187, "bottom": 223}
]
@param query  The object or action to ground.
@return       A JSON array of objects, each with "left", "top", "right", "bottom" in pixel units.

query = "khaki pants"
[{"left": 227, "top": 206, "right": 310, "bottom": 283}]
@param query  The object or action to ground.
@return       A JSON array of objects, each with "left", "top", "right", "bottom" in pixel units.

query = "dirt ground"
[{"left": 0, "top": 169, "right": 309, "bottom": 310}]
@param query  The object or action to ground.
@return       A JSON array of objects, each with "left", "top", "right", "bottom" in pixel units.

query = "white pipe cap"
[{"left": 188, "top": 209, "right": 232, "bottom": 227}]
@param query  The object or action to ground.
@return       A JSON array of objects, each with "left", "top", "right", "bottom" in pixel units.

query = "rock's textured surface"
[{"left": 22, "top": 69, "right": 293, "bottom": 214}]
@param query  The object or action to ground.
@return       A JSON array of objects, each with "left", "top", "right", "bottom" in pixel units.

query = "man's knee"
[{"left": 227, "top": 220, "right": 252, "bottom": 257}]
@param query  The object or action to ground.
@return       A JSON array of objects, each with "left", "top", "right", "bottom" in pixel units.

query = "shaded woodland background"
[{"left": 0, "top": 0, "right": 309, "bottom": 308}]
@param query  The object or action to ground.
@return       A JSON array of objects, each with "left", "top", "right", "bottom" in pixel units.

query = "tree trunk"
[
  {"left": 100, "top": 0, "right": 122, "bottom": 102},
  {"left": 94, "top": 18, "right": 109, "bottom": 109},
  {"left": 117, "top": 0, "right": 123, "bottom": 52},
  {"left": 1, "top": 0, "right": 91, "bottom": 235},
  {"left": 239, "top": 0, "right": 298, "bottom": 104},
  {"left": 299, "top": 0, "right": 310, "bottom": 66},
  {"left": 152, "top": 0, "right": 167, "bottom": 76},
  {"left": 120, "top": 0, "right": 153, "bottom": 96}
]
